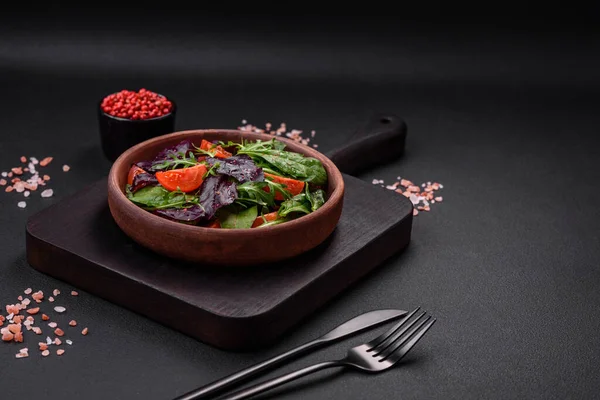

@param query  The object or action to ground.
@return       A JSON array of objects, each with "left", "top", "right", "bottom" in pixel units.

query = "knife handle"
[
  {"left": 326, "top": 113, "right": 407, "bottom": 176},
  {"left": 173, "top": 339, "right": 322, "bottom": 400}
]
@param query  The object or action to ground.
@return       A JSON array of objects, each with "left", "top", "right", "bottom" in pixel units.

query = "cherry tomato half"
[{"left": 155, "top": 164, "right": 208, "bottom": 193}]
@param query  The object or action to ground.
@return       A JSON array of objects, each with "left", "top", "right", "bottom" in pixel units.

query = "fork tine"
[
  {"left": 382, "top": 316, "right": 436, "bottom": 363},
  {"left": 371, "top": 311, "right": 427, "bottom": 355},
  {"left": 366, "top": 307, "right": 420, "bottom": 350}
]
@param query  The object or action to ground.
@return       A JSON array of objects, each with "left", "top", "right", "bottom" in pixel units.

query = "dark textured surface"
[
  {"left": 26, "top": 175, "right": 412, "bottom": 350},
  {"left": 1, "top": 12, "right": 600, "bottom": 400}
]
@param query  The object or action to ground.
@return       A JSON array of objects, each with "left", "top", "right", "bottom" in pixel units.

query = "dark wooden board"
[
  {"left": 25, "top": 111, "right": 412, "bottom": 351},
  {"left": 25, "top": 174, "right": 412, "bottom": 351}
]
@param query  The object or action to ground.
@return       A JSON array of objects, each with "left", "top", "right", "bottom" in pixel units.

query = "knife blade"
[{"left": 174, "top": 309, "right": 408, "bottom": 400}]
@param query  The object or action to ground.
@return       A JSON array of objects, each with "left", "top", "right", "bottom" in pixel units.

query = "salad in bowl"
[{"left": 125, "top": 137, "right": 328, "bottom": 229}]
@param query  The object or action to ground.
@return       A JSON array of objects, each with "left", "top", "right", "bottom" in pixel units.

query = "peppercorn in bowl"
[{"left": 98, "top": 88, "right": 177, "bottom": 162}]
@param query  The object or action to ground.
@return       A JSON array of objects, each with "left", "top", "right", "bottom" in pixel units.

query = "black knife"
[{"left": 174, "top": 309, "right": 408, "bottom": 400}]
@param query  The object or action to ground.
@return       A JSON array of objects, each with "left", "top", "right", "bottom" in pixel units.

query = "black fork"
[{"left": 219, "top": 308, "right": 435, "bottom": 400}]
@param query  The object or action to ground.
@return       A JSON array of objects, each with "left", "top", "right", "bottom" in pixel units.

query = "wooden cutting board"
[{"left": 25, "top": 114, "right": 413, "bottom": 351}]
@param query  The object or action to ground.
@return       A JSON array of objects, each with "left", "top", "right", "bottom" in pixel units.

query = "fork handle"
[
  {"left": 218, "top": 361, "right": 344, "bottom": 400},
  {"left": 174, "top": 340, "right": 323, "bottom": 400}
]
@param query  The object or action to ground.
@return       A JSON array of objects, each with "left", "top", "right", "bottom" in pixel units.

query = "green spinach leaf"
[
  {"left": 126, "top": 186, "right": 198, "bottom": 210},
  {"left": 219, "top": 205, "right": 258, "bottom": 229},
  {"left": 278, "top": 193, "right": 312, "bottom": 217},
  {"left": 234, "top": 139, "right": 328, "bottom": 185},
  {"left": 308, "top": 188, "right": 326, "bottom": 211}
]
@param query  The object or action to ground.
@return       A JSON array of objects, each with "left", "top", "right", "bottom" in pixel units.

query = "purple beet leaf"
[
  {"left": 198, "top": 175, "right": 238, "bottom": 219},
  {"left": 205, "top": 155, "right": 264, "bottom": 183},
  {"left": 149, "top": 139, "right": 196, "bottom": 171},
  {"left": 134, "top": 161, "right": 154, "bottom": 172},
  {"left": 155, "top": 205, "right": 207, "bottom": 224},
  {"left": 130, "top": 172, "right": 158, "bottom": 193},
  {"left": 155, "top": 175, "right": 237, "bottom": 224}
]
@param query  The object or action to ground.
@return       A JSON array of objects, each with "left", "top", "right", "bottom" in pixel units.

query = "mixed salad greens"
[{"left": 125, "top": 138, "right": 328, "bottom": 229}]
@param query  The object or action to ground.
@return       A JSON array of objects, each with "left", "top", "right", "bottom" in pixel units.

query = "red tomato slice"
[
  {"left": 200, "top": 139, "right": 232, "bottom": 159},
  {"left": 127, "top": 165, "right": 147, "bottom": 185},
  {"left": 155, "top": 164, "right": 207, "bottom": 193},
  {"left": 263, "top": 173, "right": 305, "bottom": 200},
  {"left": 251, "top": 212, "right": 279, "bottom": 228},
  {"left": 206, "top": 219, "right": 221, "bottom": 228}
]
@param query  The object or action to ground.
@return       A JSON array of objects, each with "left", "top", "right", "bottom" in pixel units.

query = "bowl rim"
[
  {"left": 108, "top": 129, "right": 345, "bottom": 235},
  {"left": 98, "top": 92, "right": 177, "bottom": 123}
]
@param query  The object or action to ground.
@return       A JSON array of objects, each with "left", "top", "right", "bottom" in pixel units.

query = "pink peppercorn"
[{"left": 101, "top": 89, "right": 173, "bottom": 120}]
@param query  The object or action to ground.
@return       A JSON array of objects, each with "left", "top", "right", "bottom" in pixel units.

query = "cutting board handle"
[{"left": 326, "top": 113, "right": 407, "bottom": 176}]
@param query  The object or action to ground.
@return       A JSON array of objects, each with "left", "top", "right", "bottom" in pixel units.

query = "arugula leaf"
[
  {"left": 278, "top": 193, "right": 312, "bottom": 217},
  {"left": 263, "top": 176, "right": 292, "bottom": 200},
  {"left": 219, "top": 205, "right": 258, "bottom": 229},
  {"left": 151, "top": 151, "right": 199, "bottom": 171},
  {"left": 126, "top": 186, "right": 198, "bottom": 210},
  {"left": 236, "top": 181, "right": 275, "bottom": 207}
]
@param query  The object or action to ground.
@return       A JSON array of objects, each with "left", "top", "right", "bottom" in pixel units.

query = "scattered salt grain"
[
  {"left": 81, "top": 327, "right": 88, "bottom": 336},
  {"left": 32, "top": 327, "right": 42, "bottom": 335},
  {"left": 41, "top": 350, "right": 50, "bottom": 357},
  {"left": 48, "top": 297, "right": 54, "bottom": 302},
  {"left": 46, "top": 337, "right": 52, "bottom": 345},
  {"left": 24, "top": 191, "right": 30, "bottom": 197},
  {"left": 41, "top": 189, "right": 53, "bottom": 198},
  {"left": 373, "top": 177, "right": 445, "bottom": 217},
  {"left": 48, "top": 322, "right": 57, "bottom": 328},
  {"left": 54, "top": 306, "right": 66, "bottom": 313},
  {"left": 54, "top": 338, "right": 62, "bottom": 345},
  {"left": 15, "top": 352, "right": 28, "bottom": 358},
  {"left": 62, "top": 165, "right": 70, "bottom": 172},
  {"left": 69, "top": 320, "right": 77, "bottom": 327},
  {"left": 66, "top": 340, "right": 73, "bottom": 345},
  {"left": 0, "top": 179, "right": 6, "bottom": 186},
  {"left": 57, "top": 349, "right": 65, "bottom": 356},
  {"left": 30, "top": 157, "right": 39, "bottom": 165},
  {"left": 1, "top": 172, "right": 7, "bottom": 177},
  {"left": 71, "top": 291, "right": 78, "bottom": 296},
  {"left": 17, "top": 201, "right": 26, "bottom": 208},
  {"left": 39, "top": 157, "right": 53, "bottom": 167}
]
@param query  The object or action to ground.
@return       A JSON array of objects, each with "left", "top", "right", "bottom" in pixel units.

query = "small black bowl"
[{"left": 98, "top": 95, "right": 177, "bottom": 162}]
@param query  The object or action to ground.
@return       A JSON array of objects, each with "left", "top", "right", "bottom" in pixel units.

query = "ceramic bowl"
[{"left": 107, "top": 129, "right": 344, "bottom": 267}]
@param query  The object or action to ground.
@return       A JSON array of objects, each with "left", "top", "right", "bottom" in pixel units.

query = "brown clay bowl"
[{"left": 107, "top": 129, "right": 344, "bottom": 267}]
